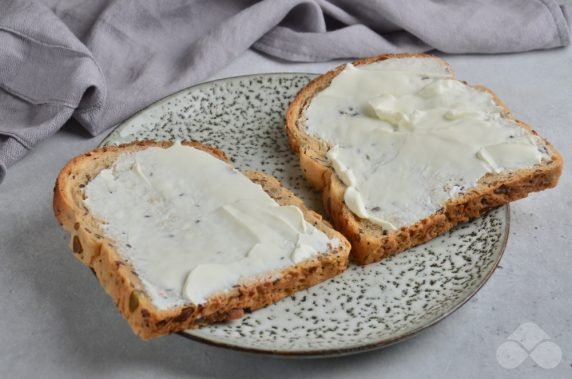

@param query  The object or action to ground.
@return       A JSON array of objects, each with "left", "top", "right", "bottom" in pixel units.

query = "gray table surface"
[{"left": 1, "top": 46, "right": 571, "bottom": 378}]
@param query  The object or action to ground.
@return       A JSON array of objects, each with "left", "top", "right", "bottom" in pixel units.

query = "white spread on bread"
[
  {"left": 84, "top": 142, "right": 337, "bottom": 308},
  {"left": 305, "top": 58, "right": 550, "bottom": 230}
]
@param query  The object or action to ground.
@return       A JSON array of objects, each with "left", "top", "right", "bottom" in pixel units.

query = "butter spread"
[
  {"left": 85, "top": 142, "right": 337, "bottom": 309},
  {"left": 305, "top": 58, "right": 550, "bottom": 230}
]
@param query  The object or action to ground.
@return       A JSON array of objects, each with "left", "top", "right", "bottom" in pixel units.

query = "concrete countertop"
[{"left": 1, "top": 46, "right": 571, "bottom": 378}]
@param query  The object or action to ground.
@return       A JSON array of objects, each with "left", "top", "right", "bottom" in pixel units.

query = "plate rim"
[
  {"left": 100, "top": 72, "right": 319, "bottom": 147},
  {"left": 102, "top": 72, "right": 510, "bottom": 358}
]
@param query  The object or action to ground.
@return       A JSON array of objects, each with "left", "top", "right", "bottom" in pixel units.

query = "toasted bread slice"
[
  {"left": 53, "top": 140, "right": 350, "bottom": 339},
  {"left": 286, "top": 53, "right": 562, "bottom": 265}
]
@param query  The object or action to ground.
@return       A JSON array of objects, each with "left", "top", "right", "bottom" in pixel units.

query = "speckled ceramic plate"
[{"left": 101, "top": 73, "right": 509, "bottom": 357}]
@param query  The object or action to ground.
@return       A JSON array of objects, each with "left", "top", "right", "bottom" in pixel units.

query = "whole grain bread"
[
  {"left": 286, "top": 53, "right": 563, "bottom": 265},
  {"left": 53, "top": 140, "right": 351, "bottom": 340}
]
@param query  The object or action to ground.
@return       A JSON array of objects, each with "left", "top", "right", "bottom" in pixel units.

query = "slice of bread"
[
  {"left": 53, "top": 140, "right": 350, "bottom": 339},
  {"left": 286, "top": 53, "right": 563, "bottom": 265}
]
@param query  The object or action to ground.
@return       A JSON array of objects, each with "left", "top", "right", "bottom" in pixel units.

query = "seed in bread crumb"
[
  {"left": 72, "top": 236, "right": 83, "bottom": 254},
  {"left": 129, "top": 291, "right": 139, "bottom": 312}
]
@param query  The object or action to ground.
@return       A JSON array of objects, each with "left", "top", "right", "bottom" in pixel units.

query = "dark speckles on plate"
[{"left": 100, "top": 73, "right": 509, "bottom": 357}]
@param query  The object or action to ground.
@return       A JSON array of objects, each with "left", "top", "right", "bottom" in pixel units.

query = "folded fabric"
[{"left": 0, "top": 0, "right": 569, "bottom": 183}]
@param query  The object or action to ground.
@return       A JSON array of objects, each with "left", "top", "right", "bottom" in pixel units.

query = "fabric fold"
[{"left": 0, "top": 0, "right": 569, "bottom": 183}]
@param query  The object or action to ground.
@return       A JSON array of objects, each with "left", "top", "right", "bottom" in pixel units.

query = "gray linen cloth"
[{"left": 0, "top": 0, "right": 569, "bottom": 183}]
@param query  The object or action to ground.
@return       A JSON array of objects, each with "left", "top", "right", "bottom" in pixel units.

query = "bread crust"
[
  {"left": 53, "top": 140, "right": 351, "bottom": 339},
  {"left": 286, "top": 53, "right": 563, "bottom": 265}
]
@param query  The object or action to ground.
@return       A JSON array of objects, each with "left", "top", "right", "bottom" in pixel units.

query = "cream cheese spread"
[
  {"left": 305, "top": 58, "right": 550, "bottom": 230},
  {"left": 85, "top": 142, "right": 337, "bottom": 309}
]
